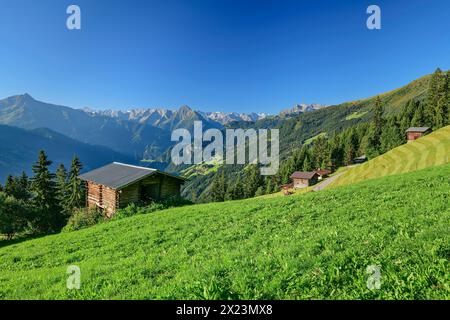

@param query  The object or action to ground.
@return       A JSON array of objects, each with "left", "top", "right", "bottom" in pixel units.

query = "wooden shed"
[
  {"left": 406, "top": 127, "right": 432, "bottom": 142},
  {"left": 79, "top": 162, "right": 185, "bottom": 217},
  {"left": 314, "top": 168, "right": 332, "bottom": 180},
  {"left": 290, "top": 171, "right": 319, "bottom": 189}
]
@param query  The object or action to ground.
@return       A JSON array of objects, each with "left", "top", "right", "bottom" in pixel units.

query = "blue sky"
[{"left": 0, "top": 0, "right": 449, "bottom": 113}]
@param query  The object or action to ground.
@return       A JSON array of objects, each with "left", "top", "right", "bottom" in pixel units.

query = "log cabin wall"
[
  {"left": 119, "top": 183, "right": 140, "bottom": 207},
  {"left": 293, "top": 178, "right": 310, "bottom": 188},
  {"left": 102, "top": 186, "right": 118, "bottom": 218},
  {"left": 86, "top": 181, "right": 118, "bottom": 218},
  {"left": 87, "top": 181, "right": 102, "bottom": 209},
  {"left": 85, "top": 173, "right": 183, "bottom": 217},
  {"left": 160, "top": 175, "right": 182, "bottom": 198},
  {"left": 407, "top": 132, "right": 423, "bottom": 142}
]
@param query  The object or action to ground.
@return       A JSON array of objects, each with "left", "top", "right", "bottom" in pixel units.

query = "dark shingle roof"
[
  {"left": 406, "top": 127, "right": 431, "bottom": 133},
  {"left": 79, "top": 162, "right": 184, "bottom": 190},
  {"left": 314, "top": 169, "right": 332, "bottom": 176},
  {"left": 290, "top": 171, "right": 318, "bottom": 180}
]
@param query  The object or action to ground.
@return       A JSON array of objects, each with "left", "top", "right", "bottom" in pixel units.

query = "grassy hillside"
[
  {"left": 338, "top": 74, "right": 431, "bottom": 115},
  {"left": 182, "top": 73, "right": 434, "bottom": 201},
  {"left": 330, "top": 125, "right": 450, "bottom": 188},
  {"left": 0, "top": 164, "right": 449, "bottom": 299}
]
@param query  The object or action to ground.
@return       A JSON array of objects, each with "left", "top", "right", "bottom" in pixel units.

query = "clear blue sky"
[{"left": 0, "top": 0, "right": 449, "bottom": 113}]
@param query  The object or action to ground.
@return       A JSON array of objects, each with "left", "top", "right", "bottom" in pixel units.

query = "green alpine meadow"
[{"left": 0, "top": 163, "right": 448, "bottom": 299}]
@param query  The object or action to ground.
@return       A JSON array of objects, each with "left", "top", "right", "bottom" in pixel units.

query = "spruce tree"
[
  {"left": 366, "top": 97, "right": 384, "bottom": 157},
  {"left": 302, "top": 152, "right": 313, "bottom": 171},
  {"left": 343, "top": 129, "right": 358, "bottom": 164},
  {"left": 411, "top": 102, "right": 426, "bottom": 127},
  {"left": 330, "top": 134, "right": 344, "bottom": 169},
  {"left": 15, "top": 172, "right": 31, "bottom": 201},
  {"left": 232, "top": 175, "right": 244, "bottom": 200},
  {"left": 4, "top": 175, "right": 16, "bottom": 198},
  {"left": 427, "top": 68, "right": 443, "bottom": 126},
  {"left": 265, "top": 177, "right": 274, "bottom": 194},
  {"left": 66, "top": 156, "right": 85, "bottom": 212},
  {"left": 243, "top": 165, "right": 262, "bottom": 198},
  {"left": 31, "top": 150, "right": 59, "bottom": 232},
  {"left": 380, "top": 118, "right": 403, "bottom": 153},
  {"left": 254, "top": 186, "right": 265, "bottom": 197},
  {"left": 447, "top": 71, "right": 450, "bottom": 125},
  {"left": 56, "top": 164, "right": 69, "bottom": 213},
  {"left": 210, "top": 171, "right": 227, "bottom": 202}
]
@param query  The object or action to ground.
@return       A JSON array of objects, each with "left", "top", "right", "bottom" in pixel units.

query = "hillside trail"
[
  {"left": 312, "top": 164, "right": 362, "bottom": 191},
  {"left": 312, "top": 173, "right": 344, "bottom": 191}
]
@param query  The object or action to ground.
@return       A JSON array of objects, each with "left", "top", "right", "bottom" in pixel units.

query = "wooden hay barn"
[
  {"left": 314, "top": 168, "right": 332, "bottom": 180},
  {"left": 406, "top": 127, "right": 432, "bottom": 142},
  {"left": 290, "top": 171, "right": 319, "bottom": 189},
  {"left": 79, "top": 162, "right": 186, "bottom": 217}
]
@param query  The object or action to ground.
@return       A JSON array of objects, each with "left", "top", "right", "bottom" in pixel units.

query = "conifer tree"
[
  {"left": 447, "top": 71, "right": 450, "bottom": 125},
  {"left": 210, "top": 171, "right": 227, "bottom": 202},
  {"left": 4, "top": 175, "right": 16, "bottom": 197},
  {"left": 232, "top": 174, "right": 244, "bottom": 200},
  {"left": 343, "top": 129, "right": 358, "bottom": 165},
  {"left": 265, "top": 177, "right": 275, "bottom": 194},
  {"left": 380, "top": 118, "right": 403, "bottom": 153},
  {"left": 302, "top": 152, "right": 313, "bottom": 171},
  {"left": 16, "top": 172, "right": 30, "bottom": 201},
  {"left": 434, "top": 71, "right": 449, "bottom": 128},
  {"left": 31, "top": 150, "right": 59, "bottom": 231},
  {"left": 254, "top": 186, "right": 265, "bottom": 197},
  {"left": 330, "top": 134, "right": 344, "bottom": 169},
  {"left": 66, "top": 156, "right": 85, "bottom": 212},
  {"left": 56, "top": 164, "right": 69, "bottom": 213},
  {"left": 243, "top": 165, "right": 262, "bottom": 198},
  {"left": 427, "top": 68, "right": 443, "bottom": 126},
  {"left": 411, "top": 101, "right": 427, "bottom": 127},
  {"left": 366, "top": 97, "right": 385, "bottom": 158}
]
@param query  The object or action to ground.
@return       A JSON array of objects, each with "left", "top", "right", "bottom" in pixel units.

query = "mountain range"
[
  {"left": 0, "top": 72, "right": 432, "bottom": 185},
  {"left": 86, "top": 107, "right": 269, "bottom": 127}
]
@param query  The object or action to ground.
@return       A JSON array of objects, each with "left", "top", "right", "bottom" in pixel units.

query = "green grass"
[
  {"left": 338, "top": 74, "right": 431, "bottom": 115},
  {"left": 330, "top": 125, "right": 450, "bottom": 187},
  {"left": 304, "top": 132, "right": 327, "bottom": 145},
  {"left": 0, "top": 164, "right": 449, "bottom": 300},
  {"left": 180, "top": 156, "right": 222, "bottom": 179}
]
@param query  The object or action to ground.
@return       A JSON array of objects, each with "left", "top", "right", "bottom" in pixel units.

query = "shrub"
[
  {"left": 0, "top": 192, "right": 30, "bottom": 240},
  {"left": 62, "top": 207, "right": 105, "bottom": 232},
  {"left": 113, "top": 196, "right": 193, "bottom": 220}
]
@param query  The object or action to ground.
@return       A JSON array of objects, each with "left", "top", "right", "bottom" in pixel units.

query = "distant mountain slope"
[
  {"left": 184, "top": 72, "right": 437, "bottom": 201},
  {"left": 0, "top": 94, "right": 171, "bottom": 158},
  {"left": 236, "top": 72, "right": 433, "bottom": 157},
  {"left": 329, "top": 125, "right": 450, "bottom": 188},
  {"left": 337, "top": 74, "right": 431, "bottom": 115},
  {"left": 0, "top": 124, "right": 134, "bottom": 182},
  {"left": 279, "top": 103, "right": 328, "bottom": 117}
]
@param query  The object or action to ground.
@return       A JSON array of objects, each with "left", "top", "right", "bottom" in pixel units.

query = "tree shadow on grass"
[{"left": 0, "top": 233, "right": 51, "bottom": 249}]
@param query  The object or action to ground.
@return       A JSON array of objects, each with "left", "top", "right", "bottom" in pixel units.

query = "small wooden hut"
[
  {"left": 406, "top": 127, "right": 432, "bottom": 142},
  {"left": 290, "top": 171, "right": 319, "bottom": 189},
  {"left": 79, "top": 162, "right": 185, "bottom": 217}
]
